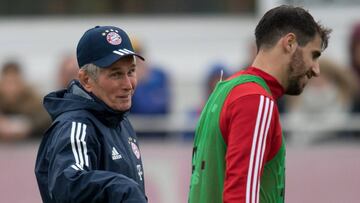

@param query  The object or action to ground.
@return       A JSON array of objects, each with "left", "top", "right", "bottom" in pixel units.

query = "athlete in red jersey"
[
  {"left": 220, "top": 67, "right": 284, "bottom": 202},
  {"left": 189, "top": 5, "right": 331, "bottom": 203}
]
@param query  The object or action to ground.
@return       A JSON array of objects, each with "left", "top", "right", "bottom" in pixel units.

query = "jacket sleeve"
[
  {"left": 220, "top": 94, "right": 276, "bottom": 203},
  {"left": 47, "top": 120, "right": 147, "bottom": 203}
]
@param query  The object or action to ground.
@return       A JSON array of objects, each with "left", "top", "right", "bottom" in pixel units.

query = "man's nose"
[{"left": 121, "top": 75, "right": 133, "bottom": 90}]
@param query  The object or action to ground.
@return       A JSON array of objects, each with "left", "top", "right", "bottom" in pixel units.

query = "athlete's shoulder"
[{"left": 225, "top": 81, "right": 271, "bottom": 106}]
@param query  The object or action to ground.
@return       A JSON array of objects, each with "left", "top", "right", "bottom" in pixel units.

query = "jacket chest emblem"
[
  {"left": 111, "top": 147, "right": 122, "bottom": 160},
  {"left": 128, "top": 137, "right": 141, "bottom": 159}
]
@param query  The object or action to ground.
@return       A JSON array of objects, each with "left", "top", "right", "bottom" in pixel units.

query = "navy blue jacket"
[{"left": 35, "top": 80, "right": 147, "bottom": 203}]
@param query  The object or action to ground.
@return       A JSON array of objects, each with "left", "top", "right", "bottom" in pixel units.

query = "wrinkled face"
[
  {"left": 89, "top": 56, "right": 137, "bottom": 111},
  {"left": 286, "top": 35, "right": 322, "bottom": 95}
]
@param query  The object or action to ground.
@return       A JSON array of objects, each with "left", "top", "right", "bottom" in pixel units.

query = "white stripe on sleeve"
[
  {"left": 70, "top": 122, "right": 88, "bottom": 170},
  {"left": 70, "top": 122, "right": 80, "bottom": 166},
  {"left": 71, "top": 164, "right": 79, "bottom": 171},
  {"left": 80, "top": 124, "right": 89, "bottom": 167},
  {"left": 246, "top": 95, "right": 264, "bottom": 203},
  {"left": 256, "top": 100, "right": 274, "bottom": 203},
  {"left": 75, "top": 122, "right": 84, "bottom": 168},
  {"left": 252, "top": 97, "right": 270, "bottom": 203}
]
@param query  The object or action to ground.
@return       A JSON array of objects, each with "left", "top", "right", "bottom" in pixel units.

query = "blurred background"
[{"left": 1, "top": 0, "right": 360, "bottom": 202}]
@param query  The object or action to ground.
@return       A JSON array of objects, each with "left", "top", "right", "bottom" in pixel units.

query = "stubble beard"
[{"left": 285, "top": 49, "right": 307, "bottom": 95}]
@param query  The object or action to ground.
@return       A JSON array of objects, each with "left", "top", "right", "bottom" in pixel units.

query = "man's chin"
[
  {"left": 285, "top": 87, "right": 304, "bottom": 95},
  {"left": 111, "top": 103, "right": 131, "bottom": 112}
]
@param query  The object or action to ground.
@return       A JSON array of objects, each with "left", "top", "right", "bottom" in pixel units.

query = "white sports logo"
[
  {"left": 112, "top": 147, "right": 122, "bottom": 160},
  {"left": 113, "top": 48, "right": 135, "bottom": 56}
]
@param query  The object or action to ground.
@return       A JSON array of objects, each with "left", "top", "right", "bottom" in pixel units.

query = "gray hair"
[{"left": 80, "top": 63, "right": 101, "bottom": 81}]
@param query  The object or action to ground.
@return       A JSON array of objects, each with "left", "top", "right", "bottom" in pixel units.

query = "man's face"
[
  {"left": 89, "top": 56, "right": 137, "bottom": 111},
  {"left": 286, "top": 35, "right": 322, "bottom": 95}
]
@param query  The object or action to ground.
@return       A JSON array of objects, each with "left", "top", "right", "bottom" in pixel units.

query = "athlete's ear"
[
  {"left": 282, "top": 33, "right": 297, "bottom": 53},
  {"left": 78, "top": 69, "right": 93, "bottom": 92}
]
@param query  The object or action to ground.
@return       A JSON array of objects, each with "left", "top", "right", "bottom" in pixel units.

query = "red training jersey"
[{"left": 219, "top": 67, "right": 285, "bottom": 202}]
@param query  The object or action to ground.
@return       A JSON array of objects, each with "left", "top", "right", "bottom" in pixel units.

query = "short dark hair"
[{"left": 255, "top": 5, "right": 331, "bottom": 51}]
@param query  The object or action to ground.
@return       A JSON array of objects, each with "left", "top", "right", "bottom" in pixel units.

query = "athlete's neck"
[{"left": 251, "top": 49, "right": 289, "bottom": 90}]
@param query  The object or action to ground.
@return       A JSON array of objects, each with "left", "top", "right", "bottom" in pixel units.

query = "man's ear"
[
  {"left": 282, "top": 33, "right": 297, "bottom": 53},
  {"left": 78, "top": 69, "right": 93, "bottom": 92}
]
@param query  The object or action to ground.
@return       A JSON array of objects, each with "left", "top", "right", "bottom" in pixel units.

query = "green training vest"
[{"left": 189, "top": 74, "right": 285, "bottom": 203}]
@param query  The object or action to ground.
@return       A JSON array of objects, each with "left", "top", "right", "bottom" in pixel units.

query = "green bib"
[{"left": 189, "top": 74, "right": 285, "bottom": 203}]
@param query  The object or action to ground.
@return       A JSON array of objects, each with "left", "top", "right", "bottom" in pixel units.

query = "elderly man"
[{"left": 35, "top": 26, "right": 147, "bottom": 203}]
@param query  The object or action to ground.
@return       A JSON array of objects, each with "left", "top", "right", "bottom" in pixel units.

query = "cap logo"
[
  {"left": 106, "top": 31, "right": 122, "bottom": 45},
  {"left": 113, "top": 48, "right": 135, "bottom": 56}
]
